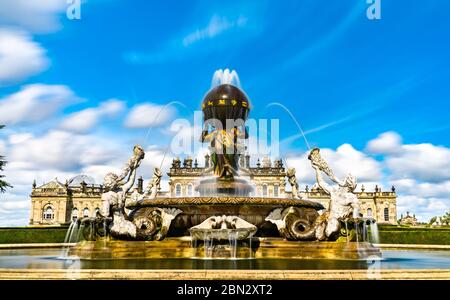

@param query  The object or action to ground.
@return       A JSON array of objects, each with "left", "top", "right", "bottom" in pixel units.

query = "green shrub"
[
  {"left": 0, "top": 227, "right": 69, "bottom": 244},
  {"left": 378, "top": 230, "right": 450, "bottom": 245},
  {"left": 378, "top": 225, "right": 450, "bottom": 232}
]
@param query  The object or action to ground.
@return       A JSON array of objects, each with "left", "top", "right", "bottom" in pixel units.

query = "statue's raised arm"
[
  {"left": 311, "top": 164, "right": 331, "bottom": 195},
  {"left": 121, "top": 145, "right": 145, "bottom": 195}
]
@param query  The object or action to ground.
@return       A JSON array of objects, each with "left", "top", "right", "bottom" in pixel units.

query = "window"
[
  {"left": 94, "top": 208, "right": 100, "bottom": 217},
  {"left": 83, "top": 208, "right": 90, "bottom": 218},
  {"left": 274, "top": 185, "right": 279, "bottom": 198},
  {"left": 262, "top": 185, "right": 268, "bottom": 197},
  {"left": 72, "top": 208, "right": 78, "bottom": 221},
  {"left": 175, "top": 184, "right": 182, "bottom": 197},
  {"left": 43, "top": 207, "right": 54, "bottom": 220},
  {"left": 367, "top": 208, "right": 373, "bottom": 218},
  {"left": 384, "top": 207, "right": 389, "bottom": 221},
  {"left": 187, "top": 184, "right": 193, "bottom": 196}
]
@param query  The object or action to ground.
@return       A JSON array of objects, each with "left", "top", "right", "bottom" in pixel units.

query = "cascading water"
[
  {"left": 362, "top": 222, "right": 367, "bottom": 242},
  {"left": 190, "top": 215, "right": 257, "bottom": 259},
  {"left": 265, "top": 102, "right": 311, "bottom": 151},
  {"left": 211, "top": 69, "right": 241, "bottom": 88},
  {"left": 344, "top": 221, "right": 349, "bottom": 243},
  {"left": 64, "top": 221, "right": 77, "bottom": 243},
  {"left": 76, "top": 222, "right": 84, "bottom": 242},
  {"left": 228, "top": 230, "right": 239, "bottom": 259},
  {"left": 204, "top": 232, "right": 214, "bottom": 259},
  {"left": 369, "top": 221, "right": 380, "bottom": 244},
  {"left": 61, "top": 220, "right": 79, "bottom": 258}
]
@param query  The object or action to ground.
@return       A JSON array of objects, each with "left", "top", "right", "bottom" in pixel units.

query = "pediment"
[{"left": 38, "top": 180, "right": 65, "bottom": 190}]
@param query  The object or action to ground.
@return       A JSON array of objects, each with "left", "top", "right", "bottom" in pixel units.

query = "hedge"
[
  {"left": 378, "top": 230, "right": 450, "bottom": 245},
  {"left": 0, "top": 226, "right": 449, "bottom": 245},
  {"left": 378, "top": 224, "right": 450, "bottom": 232},
  {"left": 0, "top": 227, "right": 69, "bottom": 244}
]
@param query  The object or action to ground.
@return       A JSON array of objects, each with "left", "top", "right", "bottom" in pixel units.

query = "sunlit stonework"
[
  {"left": 30, "top": 161, "right": 397, "bottom": 226},
  {"left": 25, "top": 70, "right": 399, "bottom": 263}
]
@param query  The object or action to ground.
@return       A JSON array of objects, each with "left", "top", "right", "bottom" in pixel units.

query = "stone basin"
[{"left": 127, "top": 197, "right": 324, "bottom": 237}]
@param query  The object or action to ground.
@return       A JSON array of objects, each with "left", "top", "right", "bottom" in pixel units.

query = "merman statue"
[
  {"left": 101, "top": 145, "right": 145, "bottom": 238},
  {"left": 308, "top": 148, "right": 360, "bottom": 240}
]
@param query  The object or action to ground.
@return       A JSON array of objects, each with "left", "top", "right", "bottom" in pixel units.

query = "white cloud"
[
  {"left": 366, "top": 131, "right": 402, "bottom": 154},
  {"left": 366, "top": 132, "right": 450, "bottom": 182},
  {"left": 0, "top": 0, "right": 66, "bottom": 33},
  {"left": 0, "top": 139, "right": 7, "bottom": 154},
  {"left": 0, "top": 29, "right": 49, "bottom": 84},
  {"left": 0, "top": 199, "right": 29, "bottom": 210},
  {"left": 397, "top": 195, "right": 449, "bottom": 223},
  {"left": 183, "top": 15, "right": 248, "bottom": 47},
  {"left": 392, "top": 179, "right": 450, "bottom": 199},
  {"left": 60, "top": 99, "right": 125, "bottom": 133},
  {"left": 0, "top": 84, "right": 77, "bottom": 125},
  {"left": 124, "top": 103, "right": 176, "bottom": 129},
  {"left": 386, "top": 143, "right": 450, "bottom": 182},
  {"left": 287, "top": 144, "right": 382, "bottom": 185},
  {"left": 6, "top": 130, "right": 121, "bottom": 172},
  {"left": 8, "top": 133, "right": 33, "bottom": 145}
]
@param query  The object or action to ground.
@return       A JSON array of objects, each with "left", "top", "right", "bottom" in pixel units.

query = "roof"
[{"left": 68, "top": 175, "right": 96, "bottom": 187}]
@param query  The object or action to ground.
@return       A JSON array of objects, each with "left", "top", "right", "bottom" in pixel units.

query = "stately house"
[{"left": 29, "top": 156, "right": 397, "bottom": 226}]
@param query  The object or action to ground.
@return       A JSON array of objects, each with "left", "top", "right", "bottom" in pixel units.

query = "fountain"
[{"left": 69, "top": 70, "right": 381, "bottom": 262}]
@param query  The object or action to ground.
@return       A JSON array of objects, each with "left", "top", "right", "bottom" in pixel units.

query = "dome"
[
  {"left": 201, "top": 84, "right": 251, "bottom": 126},
  {"left": 68, "top": 175, "right": 96, "bottom": 187}
]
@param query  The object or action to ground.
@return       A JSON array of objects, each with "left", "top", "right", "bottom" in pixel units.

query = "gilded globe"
[{"left": 201, "top": 84, "right": 251, "bottom": 126}]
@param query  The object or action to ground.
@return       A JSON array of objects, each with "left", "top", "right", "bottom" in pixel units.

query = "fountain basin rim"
[{"left": 126, "top": 197, "right": 325, "bottom": 209}]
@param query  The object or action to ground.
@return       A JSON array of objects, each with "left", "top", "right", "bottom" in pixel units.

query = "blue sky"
[{"left": 0, "top": 0, "right": 449, "bottom": 225}]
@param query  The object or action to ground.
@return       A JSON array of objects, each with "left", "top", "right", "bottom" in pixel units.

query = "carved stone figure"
[
  {"left": 189, "top": 215, "right": 257, "bottom": 241},
  {"left": 262, "top": 156, "right": 272, "bottom": 168},
  {"left": 309, "top": 148, "right": 360, "bottom": 240},
  {"left": 265, "top": 207, "right": 319, "bottom": 240},
  {"left": 286, "top": 168, "right": 300, "bottom": 199},
  {"left": 101, "top": 145, "right": 145, "bottom": 239},
  {"left": 144, "top": 168, "right": 163, "bottom": 199},
  {"left": 131, "top": 207, "right": 182, "bottom": 241},
  {"left": 125, "top": 168, "right": 163, "bottom": 211},
  {"left": 201, "top": 128, "right": 246, "bottom": 179}
]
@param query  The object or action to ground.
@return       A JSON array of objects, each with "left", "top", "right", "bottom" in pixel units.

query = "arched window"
[
  {"left": 384, "top": 207, "right": 389, "bottom": 221},
  {"left": 175, "top": 183, "right": 182, "bottom": 197},
  {"left": 43, "top": 206, "right": 54, "bottom": 220},
  {"left": 274, "top": 185, "right": 279, "bottom": 198},
  {"left": 262, "top": 184, "right": 268, "bottom": 197},
  {"left": 83, "top": 208, "right": 90, "bottom": 218},
  {"left": 94, "top": 207, "right": 100, "bottom": 217},
  {"left": 187, "top": 184, "right": 193, "bottom": 196},
  {"left": 367, "top": 208, "right": 373, "bottom": 218},
  {"left": 72, "top": 208, "right": 78, "bottom": 221}
]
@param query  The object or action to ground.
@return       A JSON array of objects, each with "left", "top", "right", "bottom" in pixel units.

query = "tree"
[
  {"left": 429, "top": 216, "right": 437, "bottom": 225},
  {"left": 0, "top": 125, "right": 12, "bottom": 193},
  {"left": 443, "top": 211, "right": 450, "bottom": 225}
]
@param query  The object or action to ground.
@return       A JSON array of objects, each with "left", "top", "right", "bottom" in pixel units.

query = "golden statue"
[{"left": 202, "top": 127, "right": 245, "bottom": 179}]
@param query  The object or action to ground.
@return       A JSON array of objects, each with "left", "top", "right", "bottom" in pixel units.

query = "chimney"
[
  {"left": 245, "top": 154, "right": 250, "bottom": 168},
  {"left": 137, "top": 176, "right": 143, "bottom": 193}
]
